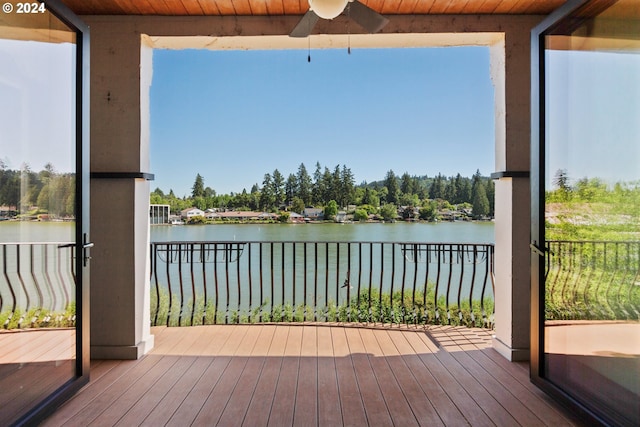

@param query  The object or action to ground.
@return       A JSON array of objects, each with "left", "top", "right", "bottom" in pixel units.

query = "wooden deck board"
[
  {"left": 360, "top": 328, "right": 420, "bottom": 427},
  {"left": 417, "top": 329, "right": 520, "bottom": 426},
  {"left": 42, "top": 324, "right": 587, "bottom": 427},
  {"left": 373, "top": 329, "right": 445, "bottom": 426},
  {"left": 344, "top": 327, "right": 393, "bottom": 427},
  {"left": 292, "top": 326, "right": 318, "bottom": 427},
  {"left": 242, "top": 325, "right": 286, "bottom": 427},
  {"left": 267, "top": 326, "right": 301, "bottom": 427}
]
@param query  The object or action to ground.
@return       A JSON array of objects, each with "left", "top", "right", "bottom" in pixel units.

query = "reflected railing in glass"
[{"left": 0, "top": 242, "right": 76, "bottom": 329}]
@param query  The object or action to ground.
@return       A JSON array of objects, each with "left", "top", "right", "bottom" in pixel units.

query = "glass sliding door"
[
  {"left": 0, "top": 1, "right": 89, "bottom": 425},
  {"left": 532, "top": 0, "right": 640, "bottom": 425}
]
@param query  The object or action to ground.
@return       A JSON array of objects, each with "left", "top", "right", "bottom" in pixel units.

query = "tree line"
[
  {"left": 0, "top": 161, "right": 75, "bottom": 218},
  {"left": 151, "top": 162, "right": 495, "bottom": 220}
]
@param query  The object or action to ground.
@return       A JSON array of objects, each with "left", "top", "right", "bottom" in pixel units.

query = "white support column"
[
  {"left": 491, "top": 28, "right": 533, "bottom": 361},
  {"left": 88, "top": 19, "right": 154, "bottom": 359}
]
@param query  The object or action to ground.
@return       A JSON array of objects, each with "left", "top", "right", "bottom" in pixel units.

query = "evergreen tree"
[
  {"left": 271, "top": 169, "right": 285, "bottom": 207},
  {"left": 322, "top": 167, "right": 334, "bottom": 204},
  {"left": 400, "top": 172, "right": 414, "bottom": 195},
  {"left": 312, "top": 162, "right": 324, "bottom": 205},
  {"left": 384, "top": 170, "right": 399, "bottom": 204},
  {"left": 340, "top": 165, "right": 355, "bottom": 208},
  {"left": 429, "top": 174, "right": 446, "bottom": 200},
  {"left": 330, "top": 165, "right": 341, "bottom": 205},
  {"left": 485, "top": 178, "right": 495, "bottom": 216},
  {"left": 285, "top": 173, "right": 297, "bottom": 205},
  {"left": 472, "top": 180, "right": 490, "bottom": 218},
  {"left": 260, "top": 173, "right": 275, "bottom": 211},
  {"left": 296, "top": 163, "right": 313, "bottom": 206},
  {"left": 459, "top": 179, "right": 472, "bottom": 204},
  {"left": 191, "top": 173, "right": 205, "bottom": 198},
  {"left": 444, "top": 178, "right": 457, "bottom": 203}
]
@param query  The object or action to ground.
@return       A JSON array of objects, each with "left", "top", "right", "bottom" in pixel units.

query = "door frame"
[
  {"left": 530, "top": 0, "right": 614, "bottom": 425},
  {"left": 13, "top": 1, "right": 90, "bottom": 424}
]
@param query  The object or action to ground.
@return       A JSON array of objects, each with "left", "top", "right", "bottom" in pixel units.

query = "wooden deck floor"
[{"left": 42, "top": 324, "right": 584, "bottom": 426}]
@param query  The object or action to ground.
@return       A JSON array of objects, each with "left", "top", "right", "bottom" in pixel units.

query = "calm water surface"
[
  {"left": 150, "top": 221, "right": 494, "bottom": 243},
  {"left": 0, "top": 221, "right": 494, "bottom": 243}
]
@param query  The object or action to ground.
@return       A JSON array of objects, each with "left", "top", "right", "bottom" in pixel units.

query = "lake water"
[
  {"left": 0, "top": 220, "right": 495, "bottom": 244},
  {"left": 150, "top": 221, "right": 495, "bottom": 244}
]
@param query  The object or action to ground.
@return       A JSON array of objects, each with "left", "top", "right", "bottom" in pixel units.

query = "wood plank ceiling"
[{"left": 59, "top": 0, "right": 568, "bottom": 16}]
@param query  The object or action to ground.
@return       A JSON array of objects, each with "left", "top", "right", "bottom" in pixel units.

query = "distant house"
[
  {"left": 258, "top": 212, "right": 279, "bottom": 221},
  {"left": 289, "top": 212, "right": 304, "bottom": 223},
  {"left": 204, "top": 211, "right": 219, "bottom": 219},
  {"left": 335, "top": 211, "right": 347, "bottom": 223},
  {"left": 303, "top": 208, "right": 324, "bottom": 221},
  {"left": 180, "top": 207, "right": 205, "bottom": 219},
  {"left": 214, "top": 211, "right": 277, "bottom": 221}
]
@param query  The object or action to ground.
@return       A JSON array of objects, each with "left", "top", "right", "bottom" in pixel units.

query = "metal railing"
[
  {"left": 150, "top": 241, "right": 495, "bottom": 328},
  {"left": 545, "top": 240, "right": 640, "bottom": 320},
  {"left": 0, "top": 242, "right": 76, "bottom": 328}
]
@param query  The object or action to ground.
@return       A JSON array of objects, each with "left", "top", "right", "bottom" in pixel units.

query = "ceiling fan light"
[{"left": 308, "top": 0, "right": 350, "bottom": 20}]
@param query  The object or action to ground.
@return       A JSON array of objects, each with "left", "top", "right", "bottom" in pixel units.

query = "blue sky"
[
  {"left": 546, "top": 49, "right": 640, "bottom": 189},
  {"left": 0, "top": 39, "right": 75, "bottom": 173},
  {"left": 150, "top": 46, "right": 495, "bottom": 196}
]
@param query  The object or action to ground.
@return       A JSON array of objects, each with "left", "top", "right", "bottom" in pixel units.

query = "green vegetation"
[
  {"left": 149, "top": 163, "right": 495, "bottom": 222},
  {"left": 0, "top": 303, "right": 76, "bottom": 330},
  {"left": 150, "top": 287, "right": 494, "bottom": 328},
  {"left": 0, "top": 161, "right": 75, "bottom": 218},
  {"left": 545, "top": 170, "right": 640, "bottom": 321}
]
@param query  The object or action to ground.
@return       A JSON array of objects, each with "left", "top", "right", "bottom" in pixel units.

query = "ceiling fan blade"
[
  {"left": 348, "top": 1, "right": 389, "bottom": 33},
  {"left": 290, "top": 10, "right": 320, "bottom": 38}
]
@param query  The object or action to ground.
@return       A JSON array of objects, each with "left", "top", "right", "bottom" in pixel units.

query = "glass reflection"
[
  {"left": 544, "top": 1, "right": 640, "bottom": 425},
  {"left": 0, "top": 3, "right": 77, "bottom": 424}
]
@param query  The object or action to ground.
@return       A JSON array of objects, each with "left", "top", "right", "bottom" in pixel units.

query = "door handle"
[
  {"left": 530, "top": 242, "right": 551, "bottom": 257},
  {"left": 83, "top": 233, "right": 94, "bottom": 267}
]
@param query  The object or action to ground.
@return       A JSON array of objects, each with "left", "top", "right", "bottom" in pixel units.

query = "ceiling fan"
[{"left": 290, "top": 0, "right": 389, "bottom": 38}]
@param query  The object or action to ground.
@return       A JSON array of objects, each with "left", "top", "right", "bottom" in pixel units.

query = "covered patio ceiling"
[{"left": 60, "top": 0, "right": 568, "bottom": 16}]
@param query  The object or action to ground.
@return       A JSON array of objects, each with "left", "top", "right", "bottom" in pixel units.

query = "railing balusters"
[
  {"left": 411, "top": 244, "right": 418, "bottom": 324},
  {"left": 368, "top": 242, "right": 373, "bottom": 323},
  {"left": 190, "top": 244, "right": 196, "bottom": 326},
  {"left": 457, "top": 244, "right": 464, "bottom": 323},
  {"left": 44, "top": 246, "right": 56, "bottom": 312},
  {"left": 247, "top": 243, "right": 252, "bottom": 323},
  {"left": 280, "top": 242, "right": 285, "bottom": 320},
  {"left": 146, "top": 240, "right": 505, "bottom": 328},
  {"left": 236, "top": 244, "right": 241, "bottom": 323},
  {"left": 346, "top": 243, "right": 351, "bottom": 322},
  {"left": 303, "top": 242, "right": 307, "bottom": 321},
  {"left": 468, "top": 246, "right": 478, "bottom": 326},
  {"left": 30, "top": 246, "right": 43, "bottom": 318},
  {"left": 202, "top": 243, "right": 208, "bottom": 325},
  {"left": 292, "top": 242, "right": 297, "bottom": 316},
  {"left": 378, "top": 243, "right": 384, "bottom": 323},
  {"left": 434, "top": 244, "right": 442, "bottom": 322},
  {"left": 357, "top": 242, "right": 363, "bottom": 319},
  {"left": 270, "top": 242, "right": 275, "bottom": 322},
  {"left": 313, "top": 242, "right": 318, "bottom": 321},
  {"left": 177, "top": 245, "right": 184, "bottom": 326},
  {"left": 213, "top": 244, "right": 219, "bottom": 324},
  {"left": 259, "top": 243, "right": 264, "bottom": 322},
  {"left": 422, "top": 244, "right": 430, "bottom": 323},
  {"left": 335, "top": 243, "right": 340, "bottom": 314},
  {"left": 324, "top": 242, "right": 329, "bottom": 321}
]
